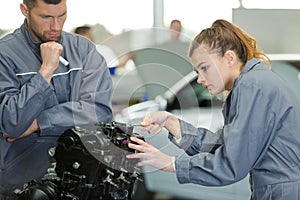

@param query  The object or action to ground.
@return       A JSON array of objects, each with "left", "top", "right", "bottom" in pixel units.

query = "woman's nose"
[{"left": 197, "top": 73, "right": 205, "bottom": 84}]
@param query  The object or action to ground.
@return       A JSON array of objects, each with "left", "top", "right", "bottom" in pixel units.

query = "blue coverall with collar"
[
  {"left": 169, "top": 58, "right": 300, "bottom": 199},
  {"left": 0, "top": 20, "right": 113, "bottom": 198}
]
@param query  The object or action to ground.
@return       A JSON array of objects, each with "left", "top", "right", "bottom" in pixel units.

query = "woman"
[{"left": 127, "top": 19, "right": 300, "bottom": 199}]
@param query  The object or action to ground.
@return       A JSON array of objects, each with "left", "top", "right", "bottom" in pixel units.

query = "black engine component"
[{"left": 15, "top": 121, "right": 144, "bottom": 200}]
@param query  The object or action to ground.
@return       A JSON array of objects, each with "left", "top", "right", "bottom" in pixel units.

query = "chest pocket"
[{"left": 51, "top": 73, "right": 71, "bottom": 103}]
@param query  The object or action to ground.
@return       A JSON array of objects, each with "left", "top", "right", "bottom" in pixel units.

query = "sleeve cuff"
[{"left": 175, "top": 155, "right": 191, "bottom": 184}]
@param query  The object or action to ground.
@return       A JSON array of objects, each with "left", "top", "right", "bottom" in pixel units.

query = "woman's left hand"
[{"left": 127, "top": 137, "right": 175, "bottom": 172}]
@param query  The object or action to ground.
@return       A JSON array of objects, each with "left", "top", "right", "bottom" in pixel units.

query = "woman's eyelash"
[{"left": 200, "top": 66, "right": 208, "bottom": 71}]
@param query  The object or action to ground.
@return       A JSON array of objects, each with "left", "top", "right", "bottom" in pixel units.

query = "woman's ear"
[
  {"left": 20, "top": 3, "right": 29, "bottom": 17},
  {"left": 224, "top": 50, "right": 237, "bottom": 67}
]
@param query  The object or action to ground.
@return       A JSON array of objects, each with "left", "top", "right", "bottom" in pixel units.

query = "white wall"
[{"left": 233, "top": 8, "right": 300, "bottom": 54}]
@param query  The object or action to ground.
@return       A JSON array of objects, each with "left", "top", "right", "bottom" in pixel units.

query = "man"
[
  {"left": 169, "top": 19, "right": 182, "bottom": 41},
  {"left": 156, "top": 19, "right": 188, "bottom": 58},
  {"left": 0, "top": 0, "right": 113, "bottom": 198}
]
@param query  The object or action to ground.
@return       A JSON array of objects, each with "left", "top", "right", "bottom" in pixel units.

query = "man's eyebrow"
[
  {"left": 59, "top": 11, "right": 67, "bottom": 17},
  {"left": 40, "top": 11, "right": 66, "bottom": 18}
]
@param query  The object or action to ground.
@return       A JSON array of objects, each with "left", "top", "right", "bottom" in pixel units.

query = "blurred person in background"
[
  {"left": 169, "top": 19, "right": 182, "bottom": 41},
  {"left": 74, "top": 25, "right": 134, "bottom": 75},
  {"left": 155, "top": 19, "right": 190, "bottom": 61}
]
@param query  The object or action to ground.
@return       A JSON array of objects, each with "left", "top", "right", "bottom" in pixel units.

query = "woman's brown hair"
[{"left": 189, "top": 19, "right": 269, "bottom": 67}]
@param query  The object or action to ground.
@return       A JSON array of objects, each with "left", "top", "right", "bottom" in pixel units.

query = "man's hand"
[
  {"left": 5, "top": 119, "right": 39, "bottom": 142},
  {"left": 39, "top": 42, "right": 63, "bottom": 83}
]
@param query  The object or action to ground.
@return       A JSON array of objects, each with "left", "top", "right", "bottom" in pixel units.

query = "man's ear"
[
  {"left": 20, "top": 3, "right": 29, "bottom": 17},
  {"left": 224, "top": 50, "right": 237, "bottom": 67}
]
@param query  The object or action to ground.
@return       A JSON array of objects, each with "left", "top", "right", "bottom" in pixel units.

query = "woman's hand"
[
  {"left": 141, "top": 111, "right": 181, "bottom": 139},
  {"left": 127, "top": 137, "right": 175, "bottom": 172},
  {"left": 141, "top": 111, "right": 169, "bottom": 135}
]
